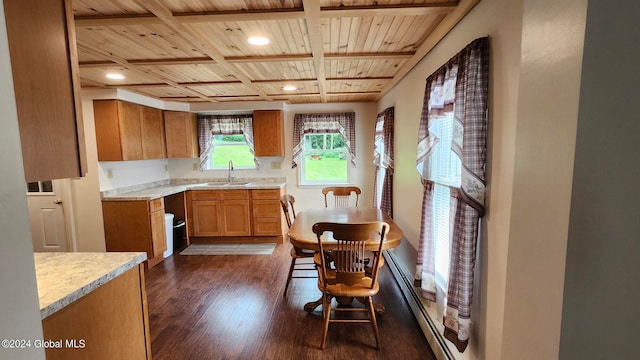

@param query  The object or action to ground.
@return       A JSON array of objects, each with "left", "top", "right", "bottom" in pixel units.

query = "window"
[
  {"left": 292, "top": 112, "right": 356, "bottom": 186},
  {"left": 300, "top": 133, "right": 349, "bottom": 184},
  {"left": 204, "top": 134, "right": 255, "bottom": 170},
  {"left": 429, "top": 112, "right": 461, "bottom": 287},
  {"left": 197, "top": 114, "right": 256, "bottom": 170}
]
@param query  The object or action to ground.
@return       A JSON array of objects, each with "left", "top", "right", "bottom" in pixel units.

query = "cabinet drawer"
[
  {"left": 252, "top": 189, "right": 281, "bottom": 199},
  {"left": 253, "top": 218, "right": 283, "bottom": 236},
  {"left": 221, "top": 190, "right": 249, "bottom": 200},
  {"left": 190, "top": 190, "right": 221, "bottom": 201},
  {"left": 252, "top": 200, "right": 281, "bottom": 217},
  {"left": 148, "top": 198, "right": 164, "bottom": 212}
]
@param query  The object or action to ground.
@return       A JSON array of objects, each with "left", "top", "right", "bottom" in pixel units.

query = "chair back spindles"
[
  {"left": 322, "top": 186, "right": 361, "bottom": 208},
  {"left": 280, "top": 194, "right": 296, "bottom": 229}
]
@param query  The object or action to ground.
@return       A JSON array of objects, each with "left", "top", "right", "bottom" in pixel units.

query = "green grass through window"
[
  {"left": 211, "top": 145, "right": 255, "bottom": 167},
  {"left": 304, "top": 157, "right": 347, "bottom": 181}
]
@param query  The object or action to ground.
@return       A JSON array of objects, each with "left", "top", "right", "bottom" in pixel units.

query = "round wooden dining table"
[
  {"left": 287, "top": 207, "right": 403, "bottom": 251},
  {"left": 287, "top": 207, "right": 404, "bottom": 313}
]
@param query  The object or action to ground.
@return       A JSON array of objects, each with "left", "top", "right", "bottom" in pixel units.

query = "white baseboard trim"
[{"left": 384, "top": 250, "right": 455, "bottom": 360}]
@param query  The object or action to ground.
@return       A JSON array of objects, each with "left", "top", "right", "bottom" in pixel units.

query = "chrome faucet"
[{"left": 227, "top": 160, "right": 234, "bottom": 183}]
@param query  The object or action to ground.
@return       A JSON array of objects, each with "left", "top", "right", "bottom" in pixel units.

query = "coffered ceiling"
[{"left": 73, "top": 0, "right": 479, "bottom": 104}]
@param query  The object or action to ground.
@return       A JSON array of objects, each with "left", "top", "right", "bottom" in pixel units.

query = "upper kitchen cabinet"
[
  {"left": 141, "top": 106, "right": 166, "bottom": 159},
  {"left": 94, "top": 100, "right": 166, "bottom": 161},
  {"left": 253, "top": 110, "right": 284, "bottom": 157},
  {"left": 164, "top": 111, "right": 199, "bottom": 158},
  {"left": 3, "top": 0, "right": 86, "bottom": 182}
]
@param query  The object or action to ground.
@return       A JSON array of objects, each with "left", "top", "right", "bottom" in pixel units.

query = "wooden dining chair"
[
  {"left": 280, "top": 194, "right": 316, "bottom": 297},
  {"left": 322, "top": 186, "right": 361, "bottom": 208},
  {"left": 312, "top": 221, "right": 389, "bottom": 350}
]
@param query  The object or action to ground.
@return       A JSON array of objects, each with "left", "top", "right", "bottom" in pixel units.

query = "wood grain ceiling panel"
[
  {"left": 325, "top": 58, "right": 407, "bottom": 78},
  {"left": 185, "top": 18, "right": 310, "bottom": 58},
  {"left": 80, "top": 67, "right": 161, "bottom": 85},
  {"left": 72, "top": 0, "right": 479, "bottom": 104},
  {"left": 137, "top": 64, "right": 237, "bottom": 83},
  {"left": 72, "top": 0, "right": 147, "bottom": 16},
  {"left": 236, "top": 60, "right": 316, "bottom": 81},
  {"left": 322, "top": 15, "right": 439, "bottom": 54},
  {"left": 188, "top": 83, "right": 258, "bottom": 97},
  {"left": 75, "top": 24, "right": 206, "bottom": 61},
  {"left": 253, "top": 80, "right": 319, "bottom": 96},
  {"left": 326, "top": 78, "right": 385, "bottom": 94}
]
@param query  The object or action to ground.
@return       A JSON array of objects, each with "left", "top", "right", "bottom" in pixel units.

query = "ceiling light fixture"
[
  {"left": 106, "top": 73, "right": 125, "bottom": 80},
  {"left": 247, "top": 36, "right": 270, "bottom": 46},
  {"left": 282, "top": 85, "right": 297, "bottom": 91}
]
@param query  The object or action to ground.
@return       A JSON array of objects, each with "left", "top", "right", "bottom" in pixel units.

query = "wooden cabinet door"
[
  {"left": 118, "top": 101, "right": 144, "bottom": 160},
  {"left": 141, "top": 107, "right": 166, "bottom": 159},
  {"left": 164, "top": 111, "right": 199, "bottom": 158},
  {"left": 253, "top": 110, "right": 284, "bottom": 156},
  {"left": 220, "top": 200, "right": 251, "bottom": 236},
  {"left": 149, "top": 209, "right": 167, "bottom": 258},
  {"left": 192, "top": 201, "right": 222, "bottom": 236},
  {"left": 4, "top": 0, "right": 86, "bottom": 182}
]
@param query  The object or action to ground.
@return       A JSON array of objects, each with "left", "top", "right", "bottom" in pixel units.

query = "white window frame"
[{"left": 298, "top": 133, "right": 352, "bottom": 186}]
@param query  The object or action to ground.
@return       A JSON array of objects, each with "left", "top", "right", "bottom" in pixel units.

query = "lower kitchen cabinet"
[
  {"left": 102, "top": 198, "right": 167, "bottom": 268},
  {"left": 42, "top": 265, "right": 151, "bottom": 360},
  {"left": 251, "top": 189, "right": 285, "bottom": 236},
  {"left": 187, "top": 190, "right": 251, "bottom": 237},
  {"left": 186, "top": 188, "right": 284, "bottom": 242}
]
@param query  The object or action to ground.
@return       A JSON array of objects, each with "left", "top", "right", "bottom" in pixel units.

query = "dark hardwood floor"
[{"left": 145, "top": 241, "right": 436, "bottom": 360}]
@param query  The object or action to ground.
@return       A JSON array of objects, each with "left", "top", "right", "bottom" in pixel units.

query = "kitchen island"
[{"left": 35, "top": 252, "right": 151, "bottom": 360}]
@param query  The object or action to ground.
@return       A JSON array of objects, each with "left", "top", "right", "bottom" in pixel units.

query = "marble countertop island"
[{"left": 34, "top": 252, "right": 147, "bottom": 319}]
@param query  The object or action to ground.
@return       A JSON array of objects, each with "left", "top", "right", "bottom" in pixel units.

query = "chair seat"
[{"left": 318, "top": 276, "right": 380, "bottom": 298}]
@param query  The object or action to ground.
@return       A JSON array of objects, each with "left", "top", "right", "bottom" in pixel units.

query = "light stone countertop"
[
  {"left": 34, "top": 252, "right": 147, "bottom": 319},
  {"left": 101, "top": 178, "right": 286, "bottom": 201}
]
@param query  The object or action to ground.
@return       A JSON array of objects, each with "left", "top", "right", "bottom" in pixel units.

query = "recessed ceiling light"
[
  {"left": 282, "top": 85, "right": 297, "bottom": 91},
  {"left": 247, "top": 36, "right": 270, "bottom": 46},
  {"left": 106, "top": 73, "right": 125, "bottom": 80}
]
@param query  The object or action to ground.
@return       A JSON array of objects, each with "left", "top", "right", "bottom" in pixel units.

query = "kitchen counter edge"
[{"left": 34, "top": 252, "right": 147, "bottom": 320}]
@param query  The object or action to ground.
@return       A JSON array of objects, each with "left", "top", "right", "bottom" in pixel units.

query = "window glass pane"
[
  {"left": 27, "top": 182, "right": 40, "bottom": 192},
  {"left": 41, "top": 180, "right": 53, "bottom": 193},
  {"left": 207, "top": 134, "right": 255, "bottom": 169},
  {"left": 302, "top": 133, "right": 348, "bottom": 183}
]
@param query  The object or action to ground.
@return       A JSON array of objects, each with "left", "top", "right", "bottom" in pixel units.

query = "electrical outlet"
[
  {"left": 192, "top": 162, "right": 199, "bottom": 171},
  {"left": 270, "top": 161, "right": 281, "bottom": 169},
  {"left": 107, "top": 169, "right": 113, "bottom": 178}
]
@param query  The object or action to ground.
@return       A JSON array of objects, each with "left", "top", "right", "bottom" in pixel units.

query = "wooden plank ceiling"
[{"left": 73, "top": 0, "right": 480, "bottom": 104}]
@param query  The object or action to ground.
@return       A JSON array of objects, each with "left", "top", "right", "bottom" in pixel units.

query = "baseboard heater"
[{"left": 383, "top": 250, "right": 455, "bottom": 360}]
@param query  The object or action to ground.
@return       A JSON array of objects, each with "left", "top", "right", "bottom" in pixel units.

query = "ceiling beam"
[
  {"left": 78, "top": 52, "right": 413, "bottom": 68},
  {"left": 131, "top": 0, "right": 272, "bottom": 101},
  {"left": 374, "top": 0, "right": 481, "bottom": 101},
  {"left": 74, "top": 3, "right": 459, "bottom": 27},
  {"left": 302, "top": 0, "right": 326, "bottom": 102}
]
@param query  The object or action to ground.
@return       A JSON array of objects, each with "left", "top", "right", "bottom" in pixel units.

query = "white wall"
[
  {"left": 0, "top": 2, "right": 46, "bottom": 357},
  {"left": 378, "top": 0, "right": 524, "bottom": 358},
  {"left": 560, "top": 1, "right": 640, "bottom": 358},
  {"left": 378, "top": 0, "right": 590, "bottom": 358}
]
